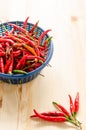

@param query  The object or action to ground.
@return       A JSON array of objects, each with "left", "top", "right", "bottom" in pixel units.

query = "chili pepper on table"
[
  {"left": 33, "top": 109, "right": 66, "bottom": 122},
  {"left": 74, "top": 92, "right": 79, "bottom": 116},
  {"left": 31, "top": 92, "right": 82, "bottom": 130},
  {"left": 68, "top": 94, "right": 75, "bottom": 115},
  {"left": 30, "top": 111, "right": 65, "bottom": 118},
  {"left": 52, "top": 102, "right": 71, "bottom": 117}
]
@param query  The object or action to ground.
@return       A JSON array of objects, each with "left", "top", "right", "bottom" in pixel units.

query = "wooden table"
[{"left": 0, "top": 0, "right": 86, "bottom": 130}]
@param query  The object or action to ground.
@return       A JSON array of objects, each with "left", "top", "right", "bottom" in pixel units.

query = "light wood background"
[{"left": 0, "top": 0, "right": 86, "bottom": 130}]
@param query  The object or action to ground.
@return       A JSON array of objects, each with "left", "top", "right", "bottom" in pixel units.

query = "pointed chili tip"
[
  {"left": 77, "top": 92, "right": 79, "bottom": 95},
  {"left": 26, "top": 16, "right": 30, "bottom": 19},
  {"left": 30, "top": 114, "right": 37, "bottom": 118},
  {"left": 33, "top": 109, "right": 36, "bottom": 113},
  {"left": 48, "top": 29, "right": 52, "bottom": 31},
  {"left": 37, "top": 20, "right": 39, "bottom": 23},
  {"left": 33, "top": 109, "right": 38, "bottom": 116},
  {"left": 30, "top": 109, "right": 36, "bottom": 117},
  {"left": 52, "top": 101, "right": 58, "bottom": 105}
]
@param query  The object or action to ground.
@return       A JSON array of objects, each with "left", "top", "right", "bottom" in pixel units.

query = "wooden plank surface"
[{"left": 0, "top": 0, "right": 86, "bottom": 130}]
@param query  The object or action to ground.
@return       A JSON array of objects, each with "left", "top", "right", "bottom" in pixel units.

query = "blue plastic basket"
[{"left": 0, "top": 21, "right": 53, "bottom": 84}]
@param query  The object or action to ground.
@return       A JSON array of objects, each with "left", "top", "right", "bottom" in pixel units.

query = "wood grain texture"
[{"left": 0, "top": 0, "right": 86, "bottom": 130}]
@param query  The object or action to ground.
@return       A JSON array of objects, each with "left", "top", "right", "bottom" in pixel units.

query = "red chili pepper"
[
  {"left": 9, "top": 23, "right": 29, "bottom": 35},
  {"left": 7, "top": 52, "right": 13, "bottom": 74},
  {"left": 38, "top": 45, "right": 45, "bottom": 50},
  {"left": 74, "top": 92, "right": 79, "bottom": 115},
  {"left": 53, "top": 102, "right": 71, "bottom": 117},
  {"left": 22, "top": 16, "right": 29, "bottom": 29},
  {"left": 31, "top": 111, "right": 65, "bottom": 118},
  {"left": 68, "top": 94, "right": 75, "bottom": 115},
  {"left": 0, "top": 44, "right": 5, "bottom": 51},
  {"left": 8, "top": 60, "right": 13, "bottom": 74},
  {"left": 5, "top": 42, "right": 10, "bottom": 56},
  {"left": 15, "top": 54, "right": 28, "bottom": 70},
  {"left": 38, "top": 29, "right": 51, "bottom": 43},
  {"left": 0, "top": 57, "right": 4, "bottom": 73},
  {"left": 26, "top": 55, "right": 45, "bottom": 61},
  {"left": 0, "top": 38, "right": 15, "bottom": 45},
  {"left": 4, "top": 59, "right": 11, "bottom": 73},
  {"left": 33, "top": 109, "right": 66, "bottom": 122},
  {"left": 5, "top": 35, "right": 23, "bottom": 43},
  {"left": 35, "top": 47, "right": 40, "bottom": 56},
  {"left": 13, "top": 50, "right": 22, "bottom": 57},
  {"left": 9, "top": 27, "right": 15, "bottom": 34},
  {"left": 29, "top": 21, "right": 39, "bottom": 33},
  {"left": 15, "top": 34, "right": 36, "bottom": 47},
  {"left": 0, "top": 51, "right": 5, "bottom": 57}
]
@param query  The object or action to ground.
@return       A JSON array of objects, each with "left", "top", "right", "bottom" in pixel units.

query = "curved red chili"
[
  {"left": 38, "top": 29, "right": 51, "bottom": 43},
  {"left": 15, "top": 34, "right": 36, "bottom": 47},
  {"left": 0, "top": 38, "right": 15, "bottom": 45},
  {"left": 22, "top": 16, "right": 29, "bottom": 29},
  {"left": 29, "top": 21, "right": 39, "bottom": 33},
  {"left": 31, "top": 111, "right": 65, "bottom": 118},
  {"left": 33, "top": 109, "right": 66, "bottom": 122},
  {"left": 9, "top": 23, "right": 29, "bottom": 35}
]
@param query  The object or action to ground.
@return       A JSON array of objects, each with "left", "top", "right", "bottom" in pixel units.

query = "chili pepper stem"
[
  {"left": 52, "top": 101, "right": 82, "bottom": 129},
  {"left": 66, "top": 116, "right": 82, "bottom": 130}
]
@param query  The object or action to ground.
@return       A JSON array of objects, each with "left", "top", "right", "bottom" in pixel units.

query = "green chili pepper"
[{"left": 13, "top": 69, "right": 27, "bottom": 74}]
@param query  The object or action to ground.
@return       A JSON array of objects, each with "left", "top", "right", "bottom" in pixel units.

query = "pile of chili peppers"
[
  {"left": 31, "top": 92, "right": 82, "bottom": 129},
  {"left": 0, "top": 17, "right": 52, "bottom": 74}
]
